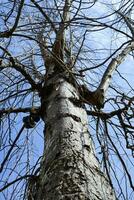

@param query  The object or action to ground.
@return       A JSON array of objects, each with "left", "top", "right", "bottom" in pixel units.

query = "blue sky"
[{"left": 0, "top": 0, "right": 134, "bottom": 199}]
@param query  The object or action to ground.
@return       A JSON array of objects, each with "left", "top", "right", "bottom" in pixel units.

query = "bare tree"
[{"left": 0, "top": 0, "right": 134, "bottom": 199}]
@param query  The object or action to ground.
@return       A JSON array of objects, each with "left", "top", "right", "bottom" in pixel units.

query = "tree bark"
[
  {"left": 32, "top": 59, "right": 116, "bottom": 200},
  {"left": 96, "top": 42, "right": 134, "bottom": 103}
]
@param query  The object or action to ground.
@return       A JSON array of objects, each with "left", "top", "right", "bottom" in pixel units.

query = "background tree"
[{"left": 0, "top": 0, "right": 134, "bottom": 199}]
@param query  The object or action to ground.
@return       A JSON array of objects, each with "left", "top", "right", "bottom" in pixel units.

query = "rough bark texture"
[{"left": 33, "top": 61, "right": 116, "bottom": 200}]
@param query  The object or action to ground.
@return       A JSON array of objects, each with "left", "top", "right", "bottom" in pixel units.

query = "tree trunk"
[{"left": 33, "top": 60, "right": 116, "bottom": 200}]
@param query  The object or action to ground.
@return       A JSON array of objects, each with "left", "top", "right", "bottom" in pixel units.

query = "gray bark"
[{"left": 34, "top": 62, "right": 116, "bottom": 200}]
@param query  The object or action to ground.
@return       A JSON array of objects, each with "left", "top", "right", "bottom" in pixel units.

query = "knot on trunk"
[{"left": 79, "top": 85, "right": 104, "bottom": 109}]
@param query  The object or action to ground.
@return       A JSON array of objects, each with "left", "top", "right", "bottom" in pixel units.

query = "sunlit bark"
[{"left": 33, "top": 60, "right": 116, "bottom": 200}]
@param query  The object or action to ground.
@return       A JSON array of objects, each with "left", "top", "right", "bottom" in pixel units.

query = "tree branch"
[
  {"left": 0, "top": 125, "right": 25, "bottom": 173},
  {"left": 116, "top": 11, "right": 134, "bottom": 37},
  {"left": 86, "top": 107, "right": 127, "bottom": 119},
  {"left": 0, "top": 46, "right": 39, "bottom": 90},
  {"left": 98, "top": 41, "right": 134, "bottom": 93},
  {"left": 52, "top": 0, "right": 72, "bottom": 59},
  {"left": 0, "top": 175, "right": 33, "bottom": 192},
  {"left": 0, "top": 0, "right": 24, "bottom": 38},
  {"left": 0, "top": 107, "right": 39, "bottom": 116},
  {"left": 94, "top": 41, "right": 134, "bottom": 107},
  {"left": 30, "top": 0, "right": 57, "bottom": 33}
]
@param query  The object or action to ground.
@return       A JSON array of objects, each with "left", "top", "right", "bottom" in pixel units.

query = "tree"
[{"left": 0, "top": 0, "right": 134, "bottom": 199}]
